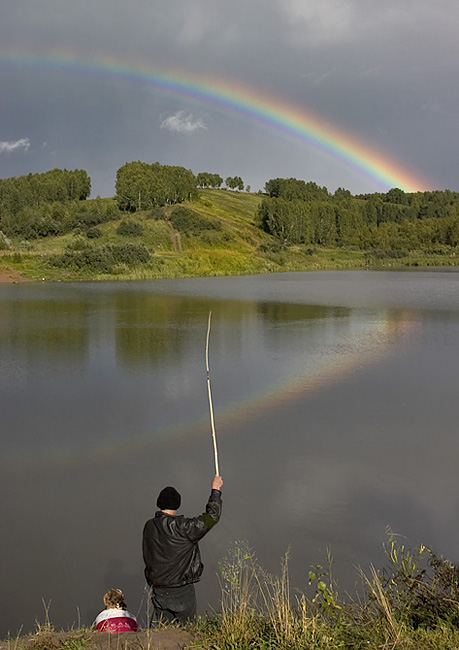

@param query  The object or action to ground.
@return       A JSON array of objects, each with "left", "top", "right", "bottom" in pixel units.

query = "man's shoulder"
[
  {"left": 143, "top": 515, "right": 159, "bottom": 532},
  {"left": 144, "top": 512, "right": 187, "bottom": 529},
  {"left": 144, "top": 511, "right": 164, "bottom": 523}
]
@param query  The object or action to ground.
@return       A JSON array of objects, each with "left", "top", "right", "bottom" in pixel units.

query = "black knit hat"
[{"left": 157, "top": 486, "right": 181, "bottom": 510}]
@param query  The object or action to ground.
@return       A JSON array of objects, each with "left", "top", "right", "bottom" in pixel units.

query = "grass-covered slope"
[{"left": 0, "top": 189, "right": 457, "bottom": 282}]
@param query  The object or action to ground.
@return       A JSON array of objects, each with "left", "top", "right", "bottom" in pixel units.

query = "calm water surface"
[{"left": 1, "top": 270, "right": 459, "bottom": 636}]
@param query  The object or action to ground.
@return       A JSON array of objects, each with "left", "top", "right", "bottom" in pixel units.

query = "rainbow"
[
  {"left": 0, "top": 46, "right": 430, "bottom": 192},
  {"left": 0, "top": 313, "right": 416, "bottom": 471}
]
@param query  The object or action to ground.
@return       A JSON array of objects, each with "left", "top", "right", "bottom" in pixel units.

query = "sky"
[{"left": 0, "top": 0, "right": 458, "bottom": 198}]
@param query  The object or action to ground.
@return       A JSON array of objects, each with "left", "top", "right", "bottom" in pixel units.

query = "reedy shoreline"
[{"left": 4, "top": 538, "right": 459, "bottom": 650}]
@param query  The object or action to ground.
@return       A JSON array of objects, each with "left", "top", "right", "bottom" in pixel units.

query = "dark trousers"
[{"left": 150, "top": 583, "right": 197, "bottom": 625}]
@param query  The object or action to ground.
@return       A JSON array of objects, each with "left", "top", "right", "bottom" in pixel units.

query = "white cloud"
[
  {"left": 160, "top": 111, "right": 207, "bottom": 134},
  {"left": 0, "top": 138, "right": 30, "bottom": 154}
]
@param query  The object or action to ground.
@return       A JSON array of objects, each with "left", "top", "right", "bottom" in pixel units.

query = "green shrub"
[
  {"left": 66, "top": 235, "right": 91, "bottom": 251},
  {"left": 149, "top": 207, "right": 165, "bottom": 220},
  {"left": 73, "top": 211, "right": 119, "bottom": 229},
  {"left": 107, "top": 242, "right": 150, "bottom": 264},
  {"left": 86, "top": 226, "right": 103, "bottom": 239},
  {"left": 258, "top": 242, "right": 283, "bottom": 254},
  {"left": 49, "top": 243, "right": 151, "bottom": 273},
  {"left": 369, "top": 530, "right": 459, "bottom": 629},
  {"left": 169, "top": 206, "right": 220, "bottom": 235},
  {"left": 116, "top": 220, "right": 144, "bottom": 236},
  {"left": 51, "top": 249, "right": 112, "bottom": 272}
]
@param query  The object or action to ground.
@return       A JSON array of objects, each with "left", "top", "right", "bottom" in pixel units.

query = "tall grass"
[
  {"left": 195, "top": 537, "right": 459, "bottom": 650},
  {"left": 195, "top": 543, "right": 339, "bottom": 649},
  {"left": 4, "top": 537, "right": 459, "bottom": 649}
]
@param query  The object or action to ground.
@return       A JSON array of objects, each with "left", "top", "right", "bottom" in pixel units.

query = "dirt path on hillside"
[{"left": 163, "top": 206, "right": 182, "bottom": 253}]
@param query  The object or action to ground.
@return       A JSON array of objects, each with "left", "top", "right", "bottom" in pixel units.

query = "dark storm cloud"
[{"left": 1, "top": 0, "right": 458, "bottom": 195}]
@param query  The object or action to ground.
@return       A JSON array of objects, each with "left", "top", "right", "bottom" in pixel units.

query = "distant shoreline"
[
  {"left": 0, "top": 267, "right": 31, "bottom": 283},
  {"left": 2, "top": 188, "right": 459, "bottom": 282}
]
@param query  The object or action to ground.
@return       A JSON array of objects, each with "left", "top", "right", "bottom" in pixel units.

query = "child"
[{"left": 95, "top": 588, "right": 139, "bottom": 633}]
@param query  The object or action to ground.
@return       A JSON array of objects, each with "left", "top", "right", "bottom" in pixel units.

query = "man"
[{"left": 142, "top": 474, "right": 223, "bottom": 625}]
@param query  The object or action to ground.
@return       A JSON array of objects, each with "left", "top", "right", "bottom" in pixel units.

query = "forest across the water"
[{"left": 1, "top": 163, "right": 459, "bottom": 281}]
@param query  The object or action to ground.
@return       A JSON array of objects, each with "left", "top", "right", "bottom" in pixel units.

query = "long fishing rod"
[{"left": 206, "top": 310, "right": 220, "bottom": 476}]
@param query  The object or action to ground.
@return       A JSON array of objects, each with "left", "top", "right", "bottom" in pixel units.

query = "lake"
[{"left": 1, "top": 269, "right": 459, "bottom": 637}]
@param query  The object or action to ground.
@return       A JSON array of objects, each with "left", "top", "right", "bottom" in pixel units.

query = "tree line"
[
  {"left": 0, "top": 162, "right": 247, "bottom": 238},
  {"left": 115, "top": 161, "right": 199, "bottom": 211},
  {"left": 259, "top": 177, "right": 459, "bottom": 251},
  {"left": 115, "top": 164, "right": 245, "bottom": 210},
  {"left": 2, "top": 164, "right": 459, "bottom": 255},
  {"left": 0, "top": 168, "right": 90, "bottom": 218},
  {"left": 196, "top": 172, "right": 245, "bottom": 190}
]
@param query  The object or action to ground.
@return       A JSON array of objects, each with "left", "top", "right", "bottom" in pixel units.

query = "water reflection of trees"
[
  {"left": 0, "top": 289, "right": 359, "bottom": 373},
  {"left": 0, "top": 299, "right": 89, "bottom": 364},
  {"left": 113, "top": 295, "right": 352, "bottom": 370},
  {"left": 257, "top": 302, "right": 349, "bottom": 322},
  {"left": 114, "top": 294, "right": 261, "bottom": 368}
]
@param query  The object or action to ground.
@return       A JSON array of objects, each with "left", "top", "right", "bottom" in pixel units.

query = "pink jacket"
[{"left": 95, "top": 608, "right": 138, "bottom": 633}]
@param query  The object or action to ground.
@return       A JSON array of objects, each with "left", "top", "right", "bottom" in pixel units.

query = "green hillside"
[{"left": 0, "top": 188, "right": 457, "bottom": 282}]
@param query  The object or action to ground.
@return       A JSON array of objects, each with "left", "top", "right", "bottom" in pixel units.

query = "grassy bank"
[
  {"left": 4, "top": 536, "right": 459, "bottom": 650},
  {"left": 1, "top": 189, "right": 459, "bottom": 282}
]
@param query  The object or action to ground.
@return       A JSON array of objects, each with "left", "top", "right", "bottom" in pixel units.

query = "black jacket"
[{"left": 142, "top": 489, "right": 222, "bottom": 588}]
